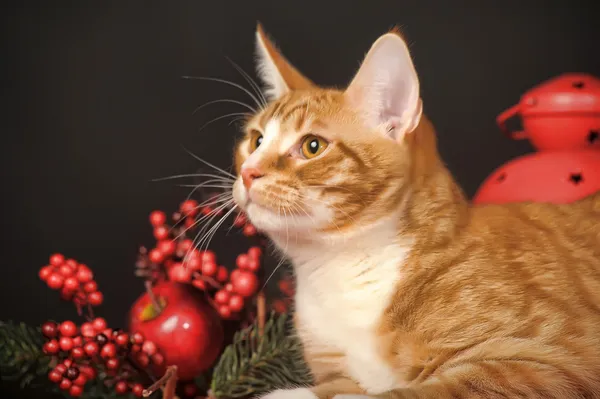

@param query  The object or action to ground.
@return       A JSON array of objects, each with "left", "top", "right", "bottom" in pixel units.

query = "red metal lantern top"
[{"left": 496, "top": 73, "right": 600, "bottom": 148}]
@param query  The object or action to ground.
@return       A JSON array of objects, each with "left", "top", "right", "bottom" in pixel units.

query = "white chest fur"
[{"left": 292, "top": 240, "right": 410, "bottom": 394}]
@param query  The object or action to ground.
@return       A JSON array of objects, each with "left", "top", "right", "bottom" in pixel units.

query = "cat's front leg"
[{"left": 258, "top": 377, "right": 364, "bottom": 399}]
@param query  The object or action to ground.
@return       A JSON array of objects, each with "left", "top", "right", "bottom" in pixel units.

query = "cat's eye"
[
  {"left": 300, "top": 135, "right": 328, "bottom": 159},
  {"left": 248, "top": 130, "right": 263, "bottom": 153}
]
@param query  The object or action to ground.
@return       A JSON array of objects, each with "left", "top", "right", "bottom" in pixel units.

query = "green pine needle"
[
  {"left": 0, "top": 321, "right": 50, "bottom": 388},
  {"left": 210, "top": 312, "right": 313, "bottom": 399}
]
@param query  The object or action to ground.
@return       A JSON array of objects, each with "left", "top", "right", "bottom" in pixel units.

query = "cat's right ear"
[{"left": 255, "top": 23, "right": 314, "bottom": 101}]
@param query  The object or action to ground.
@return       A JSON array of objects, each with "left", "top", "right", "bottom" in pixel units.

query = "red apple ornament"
[{"left": 128, "top": 282, "right": 224, "bottom": 380}]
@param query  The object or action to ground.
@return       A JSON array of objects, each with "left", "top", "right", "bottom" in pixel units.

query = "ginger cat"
[{"left": 231, "top": 24, "right": 600, "bottom": 399}]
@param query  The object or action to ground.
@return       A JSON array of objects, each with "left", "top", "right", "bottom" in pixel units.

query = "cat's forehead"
[{"left": 250, "top": 89, "right": 344, "bottom": 137}]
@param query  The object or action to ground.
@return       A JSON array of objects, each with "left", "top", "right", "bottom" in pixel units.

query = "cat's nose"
[{"left": 241, "top": 167, "right": 264, "bottom": 189}]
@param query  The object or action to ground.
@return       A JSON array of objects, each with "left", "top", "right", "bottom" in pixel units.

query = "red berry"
[
  {"left": 231, "top": 270, "right": 259, "bottom": 297},
  {"left": 59, "top": 378, "right": 72, "bottom": 390},
  {"left": 132, "top": 332, "right": 144, "bottom": 344},
  {"left": 39, "top": 265, "right": 53, "bottom": 281},
  {"left": 168, "top": 263, "right": 192, "bottom": 282},
  {"left": 272, "top": 299, "right": 288, "bottom": 313},
  {"left": 102, "top": 328, "right": 113, "bottom": 338},
  {"left": 236, "top": 254, "right": 250, "bottom": 270},
  {"left": 216, "top": 266, "right": 229, "bottom": 282},
  {"left": 201, "top": 260, "right": 217, "bottom": 277},
  {"left": 79, "top": 365, "right": 96, "bottom": 379},
  {"left": 115, "top": 381, "right": 128, "bottom": 394},
  {"left": 42, "top": 321, "right": 58, "bottom": 338},
  {"left": 80, "top": 322, "right": 95, "bottom": 338},
  {"left": 180, "top": 199, "right": 199, "bottom": 217},
  {"left": 214, "top": 290, "right": 230, "bottom": 305},
  {"left": 183, "top": 383, "right": 198, "bottom": 397},
  {"left": 62, "top": 359, "right": 73, "bottom": 368},
  {"left": 66, "top": 366, "right": 80, "bottom": 380},
  {"left": 247, "top": 258, "right": 260, "bottom": 273},
  {"left": 43, "top": 340, "right": 60, "bottom": 354},
  {"left": 192, "top": 279, "right": 206, "bottom": 290},
  {"left": 115, "top": 333, "right": 129, "bottom": 346},
  {"left": 201, "top": 251, "right": 216, "bottom": 264},
  {"left": 88, "top": 291, "right": 104, "bottom": 306},
  {"left": 59, "top": 265, "right": 74, "bottom": 277},
  {"left": 184, "top": 217, "right": 195, "bottom": 228},
  {"left": 248, "top": 246, "right": 262, "bottom": 259},
  {"left": 65, "top": 259, "right": 78, "bottom": 268},
  {"left": 100, "top": 343, "right": 116, "bottom": 358},
  {"left": 158, "top": 240, "right": 176, "bottom": 256},
  {"left": 178, "top": 239, "right": 194, "bottom": 252},
  {"left": 60, "top": 287, "right": 74, "bottom": 301},
  {"left": 153, "top": 226, "right": 169, "bottom": 240},
  {"left": 48, "top": 370, "right": 62, "bottom": 383},
  {"left": 83, "top": 281, "right": 98, "bottom": 293},
  {"left": 230, "top": 269, "right": 241, "bottom": 284},
  {"left": 105, "top": 357, "right": 120, "bottom": 370},
  {"left": 73, "top": 374, "right": 87, "bottom": 387},
  {"left": 47, "top": 273, "right": 64, "bottom": 289},
  {"left": 50, "top": 253, "right": 65, "bottom": 266},
  {"left": 201, "top": 206, "right": 212, "bottom": 216},
  {"left": 136, "top": 352, "right": 149, "bottom": 367},
  {"left": 225, "top": 283, "right": 234, "bottom": 292},
  {"left": 72, "top": 336, "right": 83, "bottom": 347},
  {"left": 83, "top": 341, "right": 99, "bottom": 356},
  {"left": 142, "top": 340, "right": 157, "bottom": 356},
  {"left": 59, "top": 336, "right": 74, "bottom": 351},
  {"left": 186, "top": 256, "right": 202, "bottom": 271},
  {"left": 71, "top": 347, "right": 85, "bottom": 359},
  {"left": 131, "top": 344, "right": 141, "bottom": 353},
  {"left": 55, "top": 364, "right": 67, "bottom": 374},
  {"left": 149, "top": 210, "right": 167, "bottom": 227},
  {"left": 59, "top": 321, "right": 77, "bottom": 337},
  {"left": 76, "top": 267, "right": 93, "bottom": 283},
  {"left": 218, "top": 305, "right": 231, "bottom": 318},
  {"left": 229, "top": 294, "right": 245, "bottom": 312},
  {"left": 243, "top": 224, "right": 257, "bottom": 237},
  {"left": 63, "top": 277, "right": 79, "bottom": 291},
  {"left": 132, "top": 383, "right": 144, "bottom": 397},
  {"left": 233, "top": 213, "right": 247, "bottom": 227},
  {"left": 151, "top": 353, "right": 164, "bottom": 365},
  {"left": 69, "top": 385, "right": 83, "bottom": 397},
  {"left": 148, "top": 248, "right": 164, "bottom": 263}
]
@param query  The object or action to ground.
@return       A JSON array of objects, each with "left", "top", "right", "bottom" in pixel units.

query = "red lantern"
[
  {"left": 473, "top": 150, "right": 600, "bottom": 205},
  {"left": 496, "top": 73, "right": 600, "bottom": 151}
]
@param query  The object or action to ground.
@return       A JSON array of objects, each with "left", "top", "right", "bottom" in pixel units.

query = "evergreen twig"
[{"left": 210, "top": 312, "right": 312, "bottom": 399}]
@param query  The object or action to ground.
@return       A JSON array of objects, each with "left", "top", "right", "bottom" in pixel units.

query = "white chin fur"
[{"left": 258, "top": 388, "right": 318, "bottom": 399}]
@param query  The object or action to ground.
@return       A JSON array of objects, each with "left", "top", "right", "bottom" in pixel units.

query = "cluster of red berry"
[
  {"left": 42, "top": 318, "right": 161, "bottom": 397},
  {"left": 271, "top": 276, "right": 295, "bottom": 314},
  {"left": 38, "top": 254, "right": 103, "bottom": 309},
  {"left": 212, "top": 246, "right": 262, "bottom": 319},
  {"left": 136, "top": 199, "right": 264, "bottom": 321}
]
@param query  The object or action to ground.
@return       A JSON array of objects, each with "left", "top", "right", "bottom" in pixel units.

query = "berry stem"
[
  {"left": 86, "top": 303, "right": 95, "bottom": 319},
  {"left": 257, "top": 291, "right": 266, "bottom": 337},
  {"left": 144, "top": 280, "right": 163, "bottom": 313},
  {"left": 192, "top": 272, "right": 223, "bottom": 290},
  {"left": 142, "top": 365, "right": 178, "bottom": 398}
]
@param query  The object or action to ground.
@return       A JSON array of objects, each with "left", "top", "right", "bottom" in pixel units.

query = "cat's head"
[{"left": 232, "top": 24, "right": 442, "bottom": 243}]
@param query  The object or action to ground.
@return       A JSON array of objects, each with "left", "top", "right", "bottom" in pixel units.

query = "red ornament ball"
[{"left": 473, "top": 150, "right": 600, "bottom": 205}]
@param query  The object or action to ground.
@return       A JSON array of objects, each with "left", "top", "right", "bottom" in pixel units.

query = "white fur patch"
[
  {"left": 258, "top": 388, "right": 317, "bottom": 399},
  {"left": 334, "top": 396, "right": 374, "bottom": 399},
  {"left": 291, "top": 218, "right": 412, "bottom": 394}
]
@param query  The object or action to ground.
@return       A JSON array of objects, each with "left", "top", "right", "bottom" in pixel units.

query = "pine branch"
[
  {"left": 0, "top": 321, "right": 51, "bottom": 389},
  {"left": 210, "top": 312, "right": 313, "bottom": 399}
]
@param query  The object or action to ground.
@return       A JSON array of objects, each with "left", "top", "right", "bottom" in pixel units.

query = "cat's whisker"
[
  {"left": 151, "top": 173, "right": 235, "bottom": 183},
  {"left": 193, "top": 99, "right": 257, "bottom": 115},
  {"left": 181, "top": 75, "right": 264, "bottom": 110},
  {"left": 225, "top": 56, "right": 268, "bottom": 108},
  {"left": 197, "top": 112, "right": 251, "bottom": 135},
  {"left": 195, "top": 203, "right": 238, "bottom": 257},
  {"left": 177, "top": 184, "right": 234, "bottom": 190},
  {"left": 181, "top": 147, "right": 236, "bottom": 178},
  {"left": 172, "top": 195, "right": 234, "bottom": 240}
]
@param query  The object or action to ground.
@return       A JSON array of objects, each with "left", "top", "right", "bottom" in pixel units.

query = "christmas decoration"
[
  {"left": 1, "top": 194, "right": 302, "bottom": 399},
  {"left": 496, "top": 73, "right": 600, "bottom": 151},
  {"left": 474, "top": 73, "right": 600, "bottom": 205}
]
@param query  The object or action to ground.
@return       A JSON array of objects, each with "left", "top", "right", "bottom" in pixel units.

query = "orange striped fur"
[{"left": 231, "top": 24, "right": 600, "bottom": 399}]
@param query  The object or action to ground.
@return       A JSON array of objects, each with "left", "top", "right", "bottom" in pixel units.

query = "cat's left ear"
[
  {"left": 345, "top": 29, "right": 423, "bottom": 141},
  {"left": 255, "top": 23, "right": 314, "bottom": 101}
]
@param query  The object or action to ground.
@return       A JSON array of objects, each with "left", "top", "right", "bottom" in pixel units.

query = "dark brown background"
[{"left": 2, "top": 0, "right": 599, "bottom": 397}]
